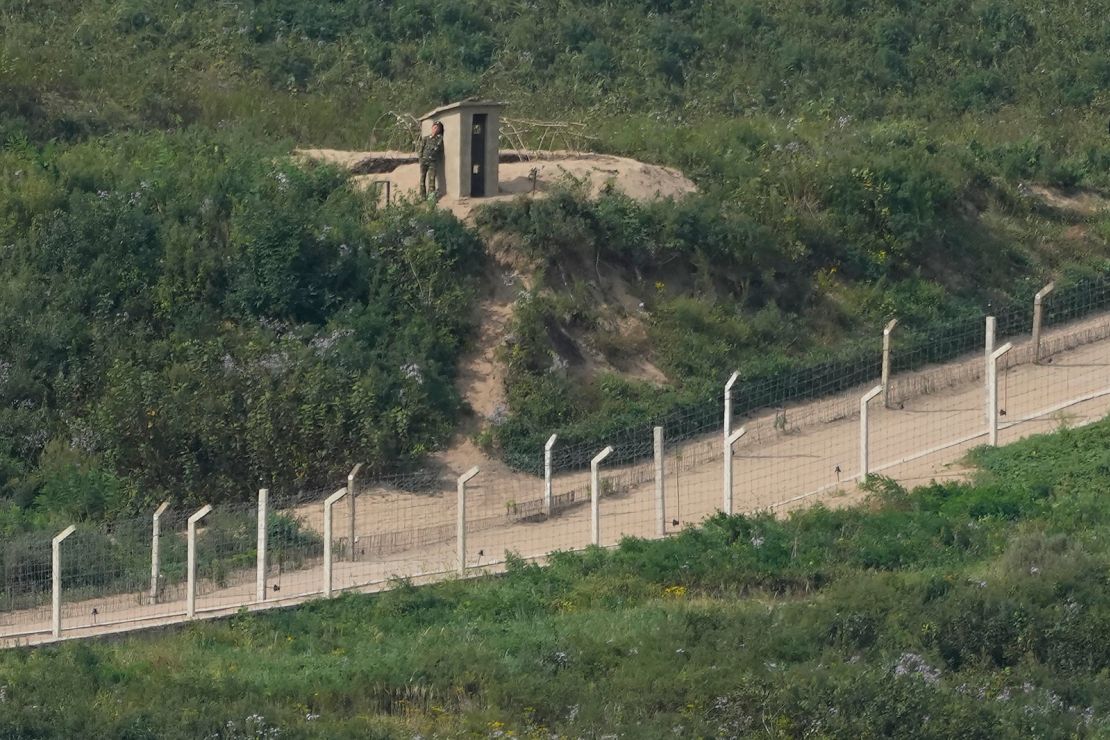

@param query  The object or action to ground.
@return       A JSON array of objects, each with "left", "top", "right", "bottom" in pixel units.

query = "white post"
[
  {"left": 723, "top": 371, "right": 739, "bottom": 437},
  {"left": 723, "top": 427, "right": 747, "bottom": 516},
  {"left": 988, "top": 342, "right": 1014, "bottom": 445},
  {"left": 654, "top": 426, "right": 665, "bottom": 537},
  {"left": 882, "top": 318, "right": 898, "bottom": 408},
  {"left": 543, "top": 434, "right": 557, "bottom": 515},
  {"left": 322, "top": 487, "right": 348, "bottom": 597},
  {"left": 150, "top": 501, "right": 169, "bottom": 604},
  {"left": 1032, "top": 281, "right": 1055, "bottom": 363},
  {"left": 256, "top": 489, "right": 268, "bottom": 603},
  {"left": 723, "top": 371, "right": 739, "bottom": 503},
  {"left": 985, "top": 316, "right": 996, "bottom": 425},
  {"left": 859, "top": 385, "right": 884, "bottom": 480},
  {"left": 186, "top": 504, "right": 213, "bottom": 618},
  {"left": 347, "top": 464, "right": 362, "bottom": 562},
  {"left": 590, "top": 446, "right": 615, "bottom": 546},
  {"left": 456, "top": 467, "right": 479, "bottom": 575},
  {"left": 51, "top": 525, "right": 76, "bottom": 638}
]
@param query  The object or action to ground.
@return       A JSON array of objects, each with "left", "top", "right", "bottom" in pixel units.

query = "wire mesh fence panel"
[
  {"left": 60, "top": 514, "right": 165, "bottom": 632},
  {"left": 763, "top": 306, "right": 1110, "bottom": 514},
  {"left": 0, "top": 533, "right": 52, "bottom": 636},
  {"left": 191, "top": 502, "right": 265, "bottom": 612},
  {"left": 337, "top": 471, "right": 467, "bottom": 589},
  {"left": 596, "top": 449, "right": 666, "bottom": 548},
  {"left": 449, "top": 425, "right": 665, "bottom": 570},
  {"left": 534, "top": 273, "right": 1110, "bottom": 481},
  {"left": 1041, "top": 275, "right": 1110, "bottom": 330},
  {"left": 993, "top": 325, "right": 1110, "bottom": 446}
]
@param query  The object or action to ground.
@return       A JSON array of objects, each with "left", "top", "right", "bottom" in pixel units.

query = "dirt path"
[{"left": 4, "top": 315, "right": 1108, "bottom": 647}]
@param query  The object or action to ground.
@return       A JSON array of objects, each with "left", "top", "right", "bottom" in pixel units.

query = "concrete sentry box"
[{"left": 420, "top": 101, "right": 504, "bottom": 198}]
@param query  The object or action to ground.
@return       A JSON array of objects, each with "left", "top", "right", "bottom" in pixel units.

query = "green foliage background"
[
  {"left": 0, "top": 0, "right": 1108, "bottom": 514},
  {"left": 0, "top": 132, "right": 483, "bottom": 520},
  {"left": 2, "top": 0, "right": 1108, "bottom": 149}
]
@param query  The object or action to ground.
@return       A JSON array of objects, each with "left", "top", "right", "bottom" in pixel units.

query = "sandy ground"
[
  {"left": 298, "top": 148, "right": 697, "bottom": 219},
  {"left": 2, "top": 313, "right": 1107, "bottom": 647}
]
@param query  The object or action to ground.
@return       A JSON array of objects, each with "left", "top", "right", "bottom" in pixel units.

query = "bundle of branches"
[{"left": 500, "top": 118, "right": 598, "bottom": 160}]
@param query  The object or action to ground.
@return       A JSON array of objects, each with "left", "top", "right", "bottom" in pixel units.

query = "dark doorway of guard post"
[{"left": 470, "top": 113, "right": 487, "bottom": 197}]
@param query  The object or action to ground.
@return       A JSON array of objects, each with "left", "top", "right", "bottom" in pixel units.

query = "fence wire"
[{"left": 3, "top": 276, "right": 1110, "bottom": 642}]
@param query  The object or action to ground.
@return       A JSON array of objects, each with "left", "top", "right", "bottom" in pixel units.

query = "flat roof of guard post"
[{"left": 420, "top": 101, "right": 507, "bottom": 120}]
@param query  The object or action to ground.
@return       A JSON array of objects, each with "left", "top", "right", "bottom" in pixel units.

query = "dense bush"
[{"left": 0, "top": 132, "right": 483, "bottom": 516}]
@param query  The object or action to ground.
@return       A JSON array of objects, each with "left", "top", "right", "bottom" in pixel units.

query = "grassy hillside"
[
  {"left": 3, "top": 1, "right": 1108, "bottom": 148},
  {"left": 3, "top": 418, "right": 1110, "bottom": 737},
  {"left": 0, "top": 0, "right": 1108, "bottom": 515}
]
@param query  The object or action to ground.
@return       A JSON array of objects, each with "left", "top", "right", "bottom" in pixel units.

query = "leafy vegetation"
[
  {"left": 3, "top": 0, "right": 1109, "bottom": 152},
  {"left": 3, "top": 418, "right": 1110, "bottom": 736},
  {"left": 1, "top": 0, "right": 1108, "bottom": 510},
  {"left": 0, "top": 132, "right": 483, "bottom": 520}
]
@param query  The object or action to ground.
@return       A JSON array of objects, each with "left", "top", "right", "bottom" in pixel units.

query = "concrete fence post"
[
  {"left": 322, "top": 487, "right": 348, "bottom": 597},
  {"left": 256, "top": 489, "right": 268, "bottom": 602},
  {"left": 723, "top": 427, "right": 747, "bottom": 516},
  {"left": 1032, "top": 281, "right": 1055, "bottom": 363},
  {"left": 859, "top": 385, "right": 884, "bottom": 480},
  {"left": 590, "top": 446, "right": 615, "bottom": 546},
  {"left": 988, "top": 342, "right": 1014, "bottom": 445},
  {"left": 654, "top": 426, "right": 665, "bottom": 537},
  {"left": 51, "top": 524, "right": 76, "bottom": 638},
  {"left": 722, "top": 371, "right": 739, "bottom": 503},
  {"left": 544, "top": 434, "right": 557, "bottom": 515},
  {"left": 985, "top": 316, "right": 996, "bottom": 425},
  {"left": 882, "top": 319, "right": 899, "bottom": 408},
  {"left": 723, "top": 371, "right": 739, "bottom": 438},
  {"left": 150, "top": 501, "right": 169, "bottom": 604},
  {"left": 186, "top": 504, "right": 213, "bottom": 618},
  {"left": 347, "top": 464, "right": 363, "bottom": 562},
  {"left": 456, "top": 467, "right": 479, "bottom": 575}
]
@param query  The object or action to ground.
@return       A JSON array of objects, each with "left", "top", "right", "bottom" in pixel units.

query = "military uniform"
[{"left": 419, "top": 129, "right": 444, "bottom": 199}]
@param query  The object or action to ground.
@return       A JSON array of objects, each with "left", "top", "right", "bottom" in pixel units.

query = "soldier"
[{"left": 419, "top": 120, "right": 444, "bottom": 200}]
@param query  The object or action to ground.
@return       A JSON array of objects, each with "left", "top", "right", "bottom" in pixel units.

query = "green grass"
[{"left": 3, "top": 417, "right": 1110, "bottom": 737}]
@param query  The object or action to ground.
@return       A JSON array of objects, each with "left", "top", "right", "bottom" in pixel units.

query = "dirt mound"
[
  {"left": 294, "top": 148, "right": 417, "bottom": 174},
  {"left": 297, "top": 148, "right": 696, "bottom": 220},
  {"left": 489, "top": 151, "right": 696, "bottom": 203}
]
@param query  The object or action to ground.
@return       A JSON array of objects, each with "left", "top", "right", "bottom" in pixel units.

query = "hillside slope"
[{"left": 0, "top": 0, "right": 1107, "bottom": 519}]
